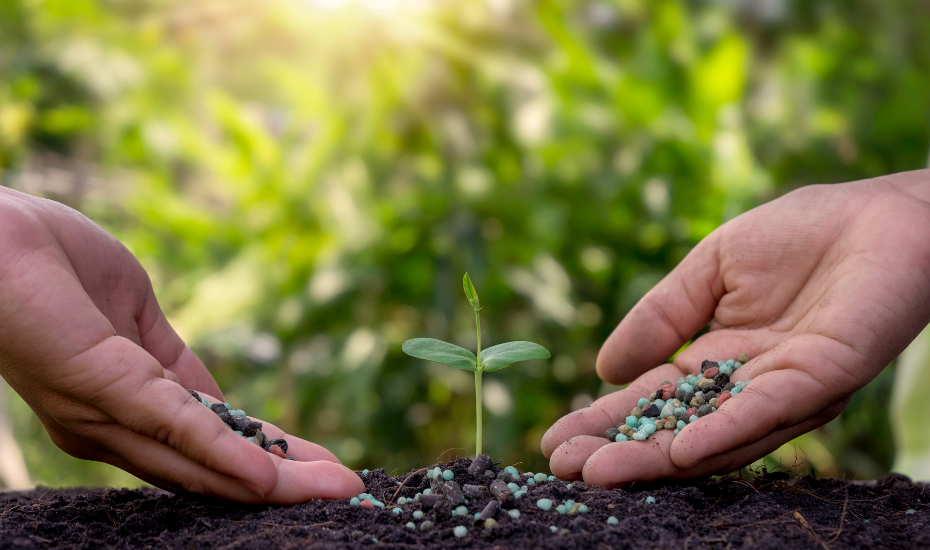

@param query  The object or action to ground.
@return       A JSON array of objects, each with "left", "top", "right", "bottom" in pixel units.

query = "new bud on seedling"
[
  {"left": 403, "top": 273, "right": 550, "bottom": 456},
  {"left": 463, "top": 273, "right": 480, "bottom": 312}
]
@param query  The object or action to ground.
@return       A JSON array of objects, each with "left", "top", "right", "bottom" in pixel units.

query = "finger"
[
  {"left": 580, "top": 400, "right": 842, "bottom": 487},
  {"left": 137, "top": 285, "right": 223, "bottom": 399},
  {"left": 597, "top": 233, "right": 723, "bottom": 385},
  {"left": 541, "top": 364, "right": 687, "bottom": 457},
  {"left": 97, "top": 426, "right": 272, "bottom": 501},
  {"left": 172, "top": 392, "right": 344, "bottom": 465},
  {"left": 264, "top": 459, "right": 365, "bottom": 503},
  {"left": 670, "top": 333, "right": 861, "bottom": 469},
  {"left": 251, "top": 419, "right": 342, "bottom": 463},
  {"left": 71, "top": 336, "right": 279, "bottom": 496},
  {"left": 548, "top": 436, "right": 611, "bottom": 480},
  {"left": 97, "top": 424, "right": 363, "bottom": 503}
]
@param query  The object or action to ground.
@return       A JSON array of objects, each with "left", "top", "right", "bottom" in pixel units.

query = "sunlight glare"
[{"left": 307, "top": 0, "right": 431, "bottom": 14}]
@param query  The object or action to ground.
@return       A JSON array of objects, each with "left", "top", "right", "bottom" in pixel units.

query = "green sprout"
[{"left": 402, "top": 273, "right": 550, "bottom": 456}]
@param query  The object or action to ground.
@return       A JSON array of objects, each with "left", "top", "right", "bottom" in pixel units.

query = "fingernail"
[{"left": 241, "top": 479, "right": 266, "bottom": 499}]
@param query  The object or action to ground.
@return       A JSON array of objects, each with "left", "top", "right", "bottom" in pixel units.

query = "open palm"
[
  {"left": 542, "top": 170, "right": 930, "bottom": 486},
  {"left": 0, "top": 187, "right": 363, "bottom": 502}
]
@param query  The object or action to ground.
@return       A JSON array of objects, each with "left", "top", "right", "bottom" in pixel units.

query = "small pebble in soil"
[
  {"left": 906, "top": 509, "right": 916, "bottom": 514},
  {"left": 413, "top": 511, "right": 424, "bottom": 519},
  {"left": 483, "top": 518, "right": 498, "bottom": 531},
  {"left": 607, "top": 516, "right": 619, "bottom": 525},
  {"left": 556, "top": 504, "right": 566, "bottom": 515},
  {"left": 361, "top": 469, "right": 369, "bottom": 477},
  {"left": 508, "top": 510, "right": 520, "bottom": 519},
  {"left": 442, "top": 469, "right": 454, "bottom": 480},
  {"left": 392, "top": 507, "right": 402, "bottom": 514},
  {"left": 645, "top": 496, "right": 656, "bottom": 504},
  {"left": 350, "top": 497, "right": 360, "bottom": 506},
  {"left": 537, "top": 499, "right": 553, "bottom": 511},
  {"left": 406, "top": 522, "right": 415, "bottom": 529},
  {"left": 419, "top": 521, "right": 434, "bottom": 532},
  {"left": 549, "top": 526, "right": 558, "bottom": 533},
  {"left": 534, "top": 473, "right": 547, "bottom": 483},
  {"left": 453, "top": 526, "right": 467, "bottom": 538},
  {"left": 578, "top": 504, "right": 589, "bottom": 514}
]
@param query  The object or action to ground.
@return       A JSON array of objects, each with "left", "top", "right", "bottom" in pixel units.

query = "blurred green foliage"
[{"left": 1, "top": 0, "right": 928, "bottom": 486}]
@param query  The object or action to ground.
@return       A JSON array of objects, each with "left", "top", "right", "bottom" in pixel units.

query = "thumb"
[
  {"left": 136, "top": 284, "right": 223, "bottom": 399},
  {"left": 598, "top": 233, "right": 722, "bottom": 384}
]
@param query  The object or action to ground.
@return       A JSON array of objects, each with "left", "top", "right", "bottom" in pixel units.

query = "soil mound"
[{"left": 0, "top": 458, "right": 925, "bottom": 549}]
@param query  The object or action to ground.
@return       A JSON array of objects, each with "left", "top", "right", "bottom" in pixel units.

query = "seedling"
[{"left": 402, "top": 273, "right": 550, "bottom": 456}]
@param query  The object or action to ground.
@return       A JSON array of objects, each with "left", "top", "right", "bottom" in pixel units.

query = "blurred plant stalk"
[{"left": 0, "top": 381, "right": 32, "bottom": 490}]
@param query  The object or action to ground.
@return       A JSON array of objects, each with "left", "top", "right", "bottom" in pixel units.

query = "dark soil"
[{"left": 1, "top": 457, "right": 927, "bottom": 549}]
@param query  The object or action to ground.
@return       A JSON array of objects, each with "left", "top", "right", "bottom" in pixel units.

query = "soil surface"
[{"left": 0, "top": 457, "right": 926, "bottom": 549}]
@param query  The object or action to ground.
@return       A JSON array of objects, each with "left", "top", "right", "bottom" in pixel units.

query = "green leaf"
[
  {"left": 480, "top": 341, "right": 550, "bottom": 372},
  {"left": 402, "top": 338, "right": 477, "bottom": 371},
  {"left": 463, "top": 273, "right": 480, "bottom": 311}
]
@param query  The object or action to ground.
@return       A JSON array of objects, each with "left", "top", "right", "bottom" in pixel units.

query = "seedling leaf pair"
[
  {"left": 402, "top": 273, "right": 550, "bottom": 455},
  {"left": 401, "top": 338, "right": 549, "bottom": 372}
]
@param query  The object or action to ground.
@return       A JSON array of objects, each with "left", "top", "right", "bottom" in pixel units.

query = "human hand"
[
  {"left": 542, "top": 170, "right": 930, "bottom": 486},
  {"left": 0, "top": 187, "right": 364, "bottom": 503}
]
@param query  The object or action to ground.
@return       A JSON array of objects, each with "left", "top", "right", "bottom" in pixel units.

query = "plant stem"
[
  {"left": 475, "top": 369, "right": 482, "bottom": 457},
  {"left": 475, "top": 308, "right": 482, "bottom": 457}
]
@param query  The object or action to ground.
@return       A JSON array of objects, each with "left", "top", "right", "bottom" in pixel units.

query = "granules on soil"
[
  {"left": 1, "top": 457, "right": 926, "bottom": 549},
  {"left": 608, "top": 356, "right": 752, "bottom": 443}
]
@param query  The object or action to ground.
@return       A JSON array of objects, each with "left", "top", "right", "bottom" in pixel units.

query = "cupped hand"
[
  {"left": 0, "top": 187, "right": 364, "bottom": 503},
  {"left": 542, "top": 170, "right": 930, "bottom": 486}
]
